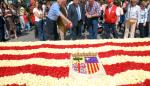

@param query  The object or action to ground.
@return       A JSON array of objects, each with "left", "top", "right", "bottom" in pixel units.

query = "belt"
[{"left": 47, "top": 17, "right": 56, "bottom": 23}]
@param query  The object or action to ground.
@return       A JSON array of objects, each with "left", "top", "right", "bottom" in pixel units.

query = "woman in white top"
[
  {"left": 33, "top": 1, "right": 45, "bottom": 41},
  {"left": 137, "top": 1, "right": 148, "bottom": 38},
  {"left": 124, "top": 0, "right": 140, "bottom": 38},
  {"left": 116, "top": 1, "right": 124, "bottom": 32}
]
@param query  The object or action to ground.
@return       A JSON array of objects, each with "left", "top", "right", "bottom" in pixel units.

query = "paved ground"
[
  {"left": 8, "top": 28, "right": 149, "bottom": 42},
  {"left": 8, "top": 30, "right": 38, "bottom": 42}
]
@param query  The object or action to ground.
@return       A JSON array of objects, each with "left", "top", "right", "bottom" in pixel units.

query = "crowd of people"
[
  {"left": 0, "top": 0, "right": 150, "bottom": 42},
  {"left": 0, "top": 2, "right": 30, "bottom": 42}
]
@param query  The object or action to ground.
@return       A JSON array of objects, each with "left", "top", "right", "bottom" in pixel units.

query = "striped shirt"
[
  {"left": 85, "top": 1, "right": 101, "bottom": 16},
  {"left": 138, "top": 8, "right": 148, "bottom": 24}
]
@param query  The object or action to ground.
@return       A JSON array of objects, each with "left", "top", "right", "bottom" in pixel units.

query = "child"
[{"left": 23, "top": 11, "right": 30, "bottom": 31}]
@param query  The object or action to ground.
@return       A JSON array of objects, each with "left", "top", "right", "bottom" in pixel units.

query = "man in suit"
[{"left": 68, "top": 0, "right": 85, "bottom": 40}]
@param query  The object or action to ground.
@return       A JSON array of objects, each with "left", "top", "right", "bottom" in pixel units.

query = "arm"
[
  {"left": 59, "top": 7, "right": 72, "bottom": 28},
  {"left": 67, "top": 5, "right": 72, "bottom": 21},
  {"left": 85, "top": 2, "right": 91, "bottom": 18},
  {"left": 137, "top": 7, "right": 141, "bottom": 25},
  {"left": 34, "top": 11, "right": 43, "bottom": 19},
  {"left": 5, "top": 10, "right": 13, "bottom": 17},
  {"left": 144, "top": 9, "right": 148, "bottom": 26},
  {"left": 116, "top": 7, "right": 121, "bottom": 25},
  {"left": 137, "top": 7, "right": 141, "bottom": 27},
  {"left": 0, "top": 9, "right": 3, "bottom": 16}
]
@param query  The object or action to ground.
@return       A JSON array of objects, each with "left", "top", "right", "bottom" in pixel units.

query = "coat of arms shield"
[{"left": 72, "top": 53, "right": 103, "bottom": 75}]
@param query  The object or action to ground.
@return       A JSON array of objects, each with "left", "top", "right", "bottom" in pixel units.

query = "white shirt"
[
  {"left": 76, "top": 5, "right": 81, "bottom": 21},
  {"left": 126, "top": 5, "right": 140, "bottom": 20},
  {"left": 33, "top": 8, "right": 43, "bottom": 21},
  {"left": 138, "top": 8, "right": 148, "bottom": 24},
  {"left": 117, "top": 7, "right": 124, "bottom": 16},
  {"left": 116, "top": 7, "right": 124, "bottom": 23}
]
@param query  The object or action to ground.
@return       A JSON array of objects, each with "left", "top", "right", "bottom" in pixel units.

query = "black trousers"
[
  {"left": 0, "top": 26, "right": 5, "bottom": 41},
  {"left": 146, "top": 22, "right": 150, "bottom": 37},
  {"left": 104, "top": 23, "right": 118, "bottom": 39},
  {"left": 44, "top": 17, "right": 59, "bottom": 40},
  {"left": 139, "top": 23, "right": 146, "bottom": 38},
  {"left": 70, "top": 21, "right": 83, "bottom": 40},
  {"left": 0, "top": 16, "right": 5, "bottom": 41}
]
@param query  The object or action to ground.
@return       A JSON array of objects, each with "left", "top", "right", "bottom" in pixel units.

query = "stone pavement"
[{"left": 8, "top": 28, "right": 149, "bottom": 42}]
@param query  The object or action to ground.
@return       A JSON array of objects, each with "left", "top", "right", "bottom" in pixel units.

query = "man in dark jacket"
[{"left": 68, "top": 0, "right": 85, "bottom": 40}]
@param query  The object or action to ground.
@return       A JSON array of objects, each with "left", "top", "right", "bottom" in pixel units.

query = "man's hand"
[
  {"left": 65, "top": 20, "right": 73, "bottom": 29},
  {"left": 93, "top": 13, "right": 98, "bottom": 17},
  {"left": 85, "top": 12, "right": 92, "bottom": 18}
]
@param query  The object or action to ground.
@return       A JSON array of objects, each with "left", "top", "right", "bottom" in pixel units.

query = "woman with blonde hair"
[{"left": 124, "top": 0, "right": 140, "bottom": 38}]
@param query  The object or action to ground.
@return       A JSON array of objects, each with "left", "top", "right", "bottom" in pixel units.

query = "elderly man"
[
  {"left": 85, "top": 0, "right": 101, "bottom": 39},
  {"left": 68, "top": 0, "right": 85, "bottom": 40},
  {"left": 45, "top": 0, "right": 72, "bottom": 40},
  {"left": 104, "top": 0, "right": 119, "bottom": 39}
]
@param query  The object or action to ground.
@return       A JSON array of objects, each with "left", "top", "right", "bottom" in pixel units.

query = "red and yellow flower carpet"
[{"left": 0, "top": 38, "right": 150, "bottom": 86}]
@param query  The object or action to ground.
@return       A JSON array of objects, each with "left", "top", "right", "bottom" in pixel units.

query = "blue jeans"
[
  {"left": 25, "top": 22, "right": 30, "bottom": 31},
  {"left": 104, "top": 23, "right": 118, "bottom": 39},
  {"left": 35, "top": 20, "right": 45, "bottom": 41},
  {"left": 87, "top": 19, "right": 98, "bottom": 39}
]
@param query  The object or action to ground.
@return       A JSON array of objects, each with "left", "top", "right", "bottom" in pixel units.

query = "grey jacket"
[
  {"left": 147, "top": 4, "right": 150, "bottom": 22},
  {"left": 68, "top": 3, "right": 85, "bottom": 27}
]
